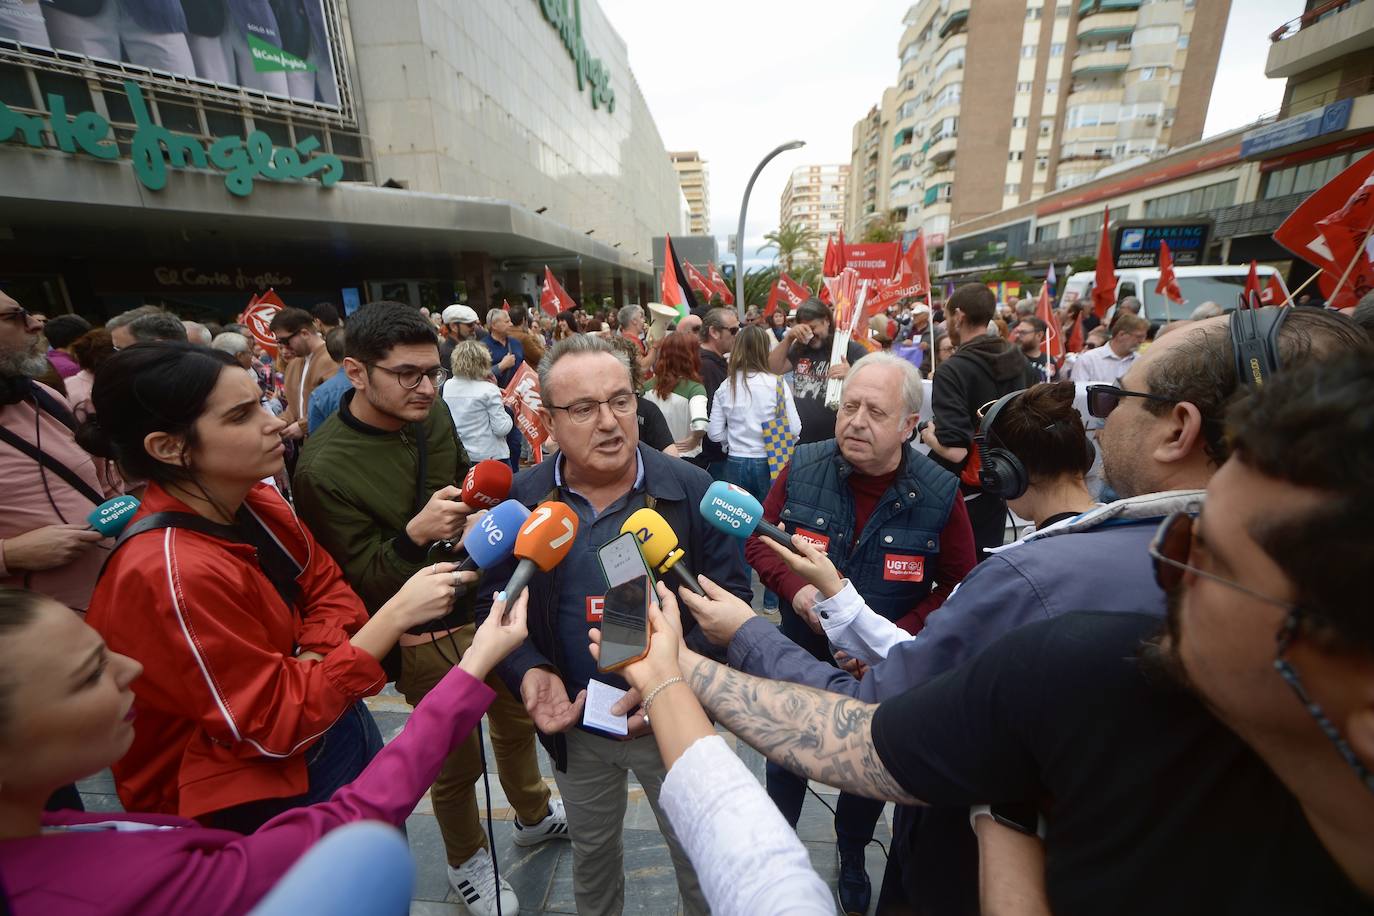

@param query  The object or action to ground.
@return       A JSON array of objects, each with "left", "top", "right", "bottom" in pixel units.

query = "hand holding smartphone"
[{"left": 595, "top": 531, "right": 655, "bottom": 673}]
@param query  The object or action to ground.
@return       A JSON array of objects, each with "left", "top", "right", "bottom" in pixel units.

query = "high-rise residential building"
[
  {"left": 871, "top": 0, "right": 1229, "bottom": 256},
  {"left": 845, "top": 88, "right": 899, "bottom": 238},
  {"left": 781, "top": 164, "right": 850, "bottom": 239},
  {"left": 669, "top": 151, "right": 712, "bottom": 235}
]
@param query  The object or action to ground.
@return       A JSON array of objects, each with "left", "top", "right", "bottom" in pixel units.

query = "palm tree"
[
  {"left": 758, "top": 223, "right": 820, "bottom": 273},
  {"left": 860, "top": 210, "right": 902, "bottom": 244}
]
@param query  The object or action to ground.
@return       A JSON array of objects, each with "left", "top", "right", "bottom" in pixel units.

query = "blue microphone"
[
  {"left": 87, "top": 495, "right": 140, "bottom": 538},
  {"left": 698, "top": 481, "right": 793, "bottom": 549},
  {"left": 458, "top": 499, "right": 532, "bottom": 573}
]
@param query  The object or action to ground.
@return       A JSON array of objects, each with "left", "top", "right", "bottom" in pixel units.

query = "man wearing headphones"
[{"left": 686, "top": 307, "right": 1369, "bottom": 913}]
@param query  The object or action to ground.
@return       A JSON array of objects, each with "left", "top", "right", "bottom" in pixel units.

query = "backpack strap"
[
  {"left": 0, "top": 414, "right": 104, "bottom": 507},
  {"left": 106, "top": 508, "right": 303, "bottom": 612}
]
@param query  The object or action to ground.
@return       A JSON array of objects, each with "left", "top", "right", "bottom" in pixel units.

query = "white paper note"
[{"left": 583, "top": 679, "right": 629, "bottom": 737}]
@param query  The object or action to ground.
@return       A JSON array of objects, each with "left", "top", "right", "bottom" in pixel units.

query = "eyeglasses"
[
  {"left": 1149, "top": 512, "right": 1374, "bottom": 794},
  {"left": 0, "top": 307, "right": 35, "bottom": 325},
  {"left": 546, "top": 392, "right": 637, "bottom": 424},
  {"left": 370, "top": 363, "right": 448, "bottom": 390},
  {"left": 1085, "top": 382, "right": 1177, "bottom": 420},
  {"left": 274, "top": 328, "right": 303, "bottom": 348}
]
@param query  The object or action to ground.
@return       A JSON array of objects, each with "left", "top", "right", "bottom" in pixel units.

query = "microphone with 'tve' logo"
[{"left": 621, "top": 508, "right": 705, "bottom": 596}]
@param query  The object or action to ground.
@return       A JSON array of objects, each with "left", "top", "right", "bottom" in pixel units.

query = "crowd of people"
[{"left": 0, "top": 279, "right": 1372, "bottom": 916}]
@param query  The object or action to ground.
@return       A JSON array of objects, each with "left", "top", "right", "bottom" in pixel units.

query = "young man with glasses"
[
  {"left": 472, "top": 333, "right": 753, "bottom": 916},
  {"left": 268, "top": 307, "right": 337, "bottom": 442},
  {"left": 685, "top": 307, "right": 1367, "bottom": 913},
  {"left": 664, "top": 352, "right": 1374, "bottom": 913},
  {"left": 293, "top": 301, "right": 564, "bottom": 916}
]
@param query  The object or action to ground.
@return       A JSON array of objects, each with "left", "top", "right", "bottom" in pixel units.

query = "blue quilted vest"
[{"left": 779, "top": 440, "right": 958, "bottom": 622}]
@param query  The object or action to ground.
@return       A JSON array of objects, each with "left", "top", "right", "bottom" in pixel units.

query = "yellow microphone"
[{"left": 621, "top": 508, "right": 706, "bottom": 596}]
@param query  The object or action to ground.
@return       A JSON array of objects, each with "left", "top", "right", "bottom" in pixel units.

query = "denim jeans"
[
  {"left": 725, "top": 456, "right": 777, "bottom": 609},
  {"left": 203, "top": 700, "right": 384, "bottom": 834}
]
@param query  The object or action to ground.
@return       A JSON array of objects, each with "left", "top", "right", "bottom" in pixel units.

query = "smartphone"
[{"left": 595, "top": 532, "right": 655, "bottom": 672}]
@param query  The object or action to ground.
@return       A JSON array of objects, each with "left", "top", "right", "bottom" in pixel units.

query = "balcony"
[
  {"left": 927, "top": 134, "right": 958, "bottom": 163},
  {"left": 1266, "top": 0, "right": 1374, "bottom": 79},
  {"left": 1077, "top": 8, "right": 1137, "bottom": 40},
  {"left": 1078, "top": 0, "right": 1140, "bottom": 17},
  {"left": 1071, "top": 48, "right": 1131, "bottom": 77},
  {"left": 926, "top": 166, "right": 955, "bottom": 188}
]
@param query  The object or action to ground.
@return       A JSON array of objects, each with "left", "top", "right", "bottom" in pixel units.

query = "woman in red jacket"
[{"left": 80, "top": 342, "right": 470, "bottom": 832}]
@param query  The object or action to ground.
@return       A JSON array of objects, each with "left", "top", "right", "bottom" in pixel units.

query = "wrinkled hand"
[
  {"left": 405, "top": 486, "right": 473, "bottom": 544},
  {"left": 3, "top": 524, "right": 105, "bottom": 572},
  {"left": 675, "top": 574, "right": 754, "bottom": 646},
  {"left": 760, "top": 532, "right": 844, "bottom": 598},
  {"left": 387, "top": 562, "right": 475, "bottom": 631},
  {"left": 790, "top": 323, "right": 814, "bottom": 345},
  {"left": 791, "top": 585, "right": 824, "bottom": 635},
  {"left": 521, "top": 667, "right": 586, "bottom": 734}
]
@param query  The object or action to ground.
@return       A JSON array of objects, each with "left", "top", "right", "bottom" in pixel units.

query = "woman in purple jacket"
[{"left": 0, "top": 584, "right": 529, "bottom": 915}]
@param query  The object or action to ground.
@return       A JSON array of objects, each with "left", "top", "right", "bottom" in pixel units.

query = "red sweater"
[
  {"left": 744, "top": 464, "right": 976, "bottom": 634},
  {"left": 87, "top": 483, "right": 385, "bottom": 819}
]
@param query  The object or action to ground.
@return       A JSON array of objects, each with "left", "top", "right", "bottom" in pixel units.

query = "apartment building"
[
  {"left": 781, "top": 163, "right": 850, "bottom": 238},
  {"left": 859, "top": 0, "right": 1229, "bottom": 257},
  {"left": 670, "top": 150, "right": 712, "bottom": 235}
]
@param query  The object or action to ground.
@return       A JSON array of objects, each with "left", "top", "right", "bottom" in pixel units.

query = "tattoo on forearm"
[{"left": 685, "top": 655, "right": 920, "bottom": 806}]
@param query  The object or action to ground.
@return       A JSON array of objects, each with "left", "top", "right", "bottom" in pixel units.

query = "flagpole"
[
  {"left": 1313, "top": 220, "right": 1374, "bottom": 308},
  {"left": 736, "top": 140, "right": 806, "bottom": 317}
]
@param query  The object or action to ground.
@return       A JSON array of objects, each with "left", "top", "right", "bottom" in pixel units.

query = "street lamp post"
[{"left": 735, "top": 139, "right": 806, "bottom": 316}]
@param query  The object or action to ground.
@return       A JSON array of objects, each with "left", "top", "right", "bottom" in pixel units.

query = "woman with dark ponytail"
[{"left": 82, "top": 342, "right": 470, "bottom": 832}]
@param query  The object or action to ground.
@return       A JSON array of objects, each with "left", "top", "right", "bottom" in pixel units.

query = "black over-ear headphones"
[
  {"left": 976, "top": 389, "right": 1096, "bottom": 500},
  {"left": 1229, "top": 302, "right": 1288, "bottom": 390}
]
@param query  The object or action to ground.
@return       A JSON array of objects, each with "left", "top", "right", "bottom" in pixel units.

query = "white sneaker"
[
  {"left": 511, "top": 797, "right": 570, "bottom": 847},
  {"left": 448, "top": 847, "right": 519, "bottom": 916}
]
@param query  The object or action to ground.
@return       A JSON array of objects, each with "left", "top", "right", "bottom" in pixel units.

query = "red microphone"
[
  {"left": 462, "top": 460, "right": 513, "bottom": 509},
  {"left": 501, "top": 501, "right": 579, "bottom": 622}
]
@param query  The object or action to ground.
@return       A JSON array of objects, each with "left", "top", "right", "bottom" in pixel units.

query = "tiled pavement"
[{"left": 77, "top": 578, "right": 890, "bottom": 915}]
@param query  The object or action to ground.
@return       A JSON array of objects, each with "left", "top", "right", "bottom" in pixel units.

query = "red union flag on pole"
[
  {"left": 707, "top": 262, "right": 735, "bottom": 305},
  {"left": 1241, "top": 260, "right": 1262, "bottom": 309},
  {"left": 765, "top": 272, "right": 812, "bottom": 317},
  {"left": 1155, "top": 240, "right": 1184, "bottom": 305},
  {"left": 1035, "top": 281, "right": 1062, "bottom": 364},
  {"left": 683, "top": 261, "right": 716, "bottom": 301},
  {"left": 1264, "top": 273, "right": 1287, "bottom": 306},
  {"left": 501, "top": 362, "right": 549, "bottom": 462},
  {"left": 1315, "top": 169, "right": 1374, "bottom": 310},
  {"left": 1091, "top": 206, "right": 1117, "bottom": 319},
  {"left": 1274, "top": 149, "right": 1374, "bottom": 309},
  {"left": 540, "top": 266, "right": 576, "bottom": 317},
  {"left": 242, "top": 289, "right": 286, "bottom": 353},
  {"left": 863, "top": 232, "right": 930, "bottom": 316}
]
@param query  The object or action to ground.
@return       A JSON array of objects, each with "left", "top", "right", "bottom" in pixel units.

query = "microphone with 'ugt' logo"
[
  {"left": 698, "top": 481, "right": 796, "bottom": 550},
  {"left": 501, "top": 501, "right": 579, "bottom": 623},
  {"left": 621, "top": 508, "right": 705, "bottom": 596},
  {"left": 87, "top": 495, "right": 140, "bottom": 538}
]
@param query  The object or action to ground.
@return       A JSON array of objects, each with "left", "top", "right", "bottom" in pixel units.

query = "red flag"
[
  {"left": 1274, "top": 150, "right": 1374, "bottom": 309},
  {"left": 1091, "top": 206, "right": 1117, "bottom": 319},
  {"left": 501, "top": 362, "right": 549, "bottom": 463},
  {"left": 1264, "top": 273, "right": 1287, "bottom": 306},
  {"left": 707, "top": 262, "right": 735, "bottom": 306},
  {"left": 838, "top": 226, "right": 849, "bottom": 272},
  {"left": 1241, "top": 260, "right": 1262, "bottom": 309},
  {"left": 1065, "top": 311, "right": 1084, "bottom": 355},
  {"left": 1155, "top": 240, "right": 1184, "bottom": 305},
  {"left": 243, "top": 289, "right": 286, "bottom": 353},
  {"left": 822, "top": 235, "right": 841, "bottom": 278},
  {"left": 540, "top": 267, "right": 576, "bottom": 317},
  {"left": 1315, "top": 170, "right": 1374, "bottom": 310},
  {"left": 501, "top": 299, "right": 511, "bottom": 312},
  {"left": 661, "top": 233, "right": 700, "bottom": 312},
  {"left": 683, "top": 260, "right": 716, "bottom": 301},
  {"left": 863, "top": 232, "right": 931, "bottom": 317},
  {"left": 764, "top": 282, "right": 780, "bottom": 319},
  {"left": 776, "top": 272, "right": 811, "bottom": 309},
  {"left": 1036, "top": 281, "right": 1062, "bottom": 365}
]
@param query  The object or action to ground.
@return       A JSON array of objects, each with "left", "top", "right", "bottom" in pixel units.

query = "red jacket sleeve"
[
  {"left": 284, "top": 502, "right": 374, "bottom": 656},
  {"left": 893, "top": 494, "right": 977, "bottom": 634},
  {"left": 743, "top": 465, "right": 811, "bottom": 604},
  {"left": 99, "top": 530, "right": 386, "bottom": 762}
]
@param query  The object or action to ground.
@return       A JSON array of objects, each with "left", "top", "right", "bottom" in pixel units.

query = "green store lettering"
[
  {"left": 536, "top": 0, "right": 615, "bottom": 113},
  {"left": 0, "top": 80, "right": 343, "bottom": 197}
]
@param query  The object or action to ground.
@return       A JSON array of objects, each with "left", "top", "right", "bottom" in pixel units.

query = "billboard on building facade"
[{"left": 0, "top": 0, "right": 342, "bottom": 109}]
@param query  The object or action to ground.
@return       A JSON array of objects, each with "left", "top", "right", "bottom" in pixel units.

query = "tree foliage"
[{"left": 758, "top": 223, "right": 820, "bottom": 273}]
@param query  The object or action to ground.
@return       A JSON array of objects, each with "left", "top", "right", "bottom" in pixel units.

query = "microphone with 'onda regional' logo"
[{"left": 698, "top": 481, "right": 795, "bottom": 550}]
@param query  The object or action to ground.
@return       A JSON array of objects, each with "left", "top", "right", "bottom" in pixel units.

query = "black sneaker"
[{"left": 837, "top": 844, "right": 871, "bottom": 916}]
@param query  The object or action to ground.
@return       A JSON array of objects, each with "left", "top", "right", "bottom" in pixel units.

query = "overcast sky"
[{"left": 599, "top": 0, "right": 1302, "bottom": 270}]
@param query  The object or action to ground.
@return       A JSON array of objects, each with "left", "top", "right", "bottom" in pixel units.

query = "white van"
[{"left": 1059, "top": 264, "right": 1289, "bottom": 326}]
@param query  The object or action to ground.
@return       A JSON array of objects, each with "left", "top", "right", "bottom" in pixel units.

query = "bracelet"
[{"left": 640, "top": 676, "right": 684, "bottom": 723}]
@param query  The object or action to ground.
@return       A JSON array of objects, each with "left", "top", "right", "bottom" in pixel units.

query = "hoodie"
[{"left": 929, "top": 333, "right": 1040, "bottom": 481}]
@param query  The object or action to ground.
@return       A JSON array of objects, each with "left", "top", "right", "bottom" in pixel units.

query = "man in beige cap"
[{"left": 440, "top": 303, "right": 480, "bottom": 369}]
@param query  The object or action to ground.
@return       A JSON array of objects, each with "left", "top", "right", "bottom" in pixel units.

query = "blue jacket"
[
  {"left": 772, "top": 440, "right": 958, "bottom": 627},
  {"left": 475, "top": 444, "right": 751, "bottom": 770},
  {"left": 729, "top": 489, "right": 1203, "bottom": 700}
]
